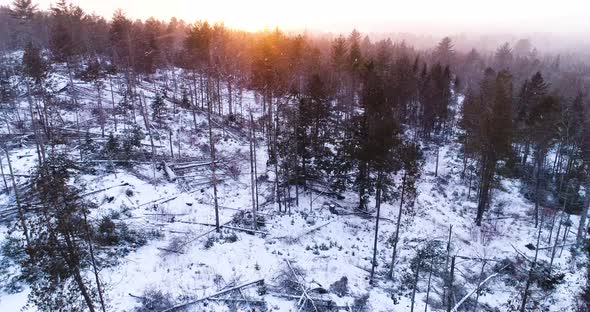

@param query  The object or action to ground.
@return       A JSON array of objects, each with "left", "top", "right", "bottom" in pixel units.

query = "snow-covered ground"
[{"left": 0, "top": 62, "right": 586, "bottom": 312}]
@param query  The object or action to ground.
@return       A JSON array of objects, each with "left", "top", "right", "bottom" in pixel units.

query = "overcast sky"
[{"left": 2, "top": 0, "right": 589, "bottom": 35}]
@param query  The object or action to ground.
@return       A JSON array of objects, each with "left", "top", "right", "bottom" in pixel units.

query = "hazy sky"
[{"left": 2, "top": 0, "right": 589, "bottom": 35}]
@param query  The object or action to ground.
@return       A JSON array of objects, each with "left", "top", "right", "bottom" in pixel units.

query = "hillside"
[{"left": 0, "top": 57, "right": 587, "bottom": 312}]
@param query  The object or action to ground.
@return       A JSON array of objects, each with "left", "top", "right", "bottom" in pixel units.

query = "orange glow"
[{"left": 5, "top": 0, "right": 590, "bottom": 34}]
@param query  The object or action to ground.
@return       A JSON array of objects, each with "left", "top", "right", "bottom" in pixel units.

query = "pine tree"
[
  {"left": 151, "top": 91, "right": 167, "bottom": 123},
  {"left": 527, "top": 94, "right": 560, "bottom": 227},
  {"left": 22, "top": 41, "right": 47, "bottom": 84},
  {"left": 9, "top": 0, "right": 37, "bottom": 21},
  {"left": 357, "top": 62, "right": 402, "bottom": 283},
  {"left": 81, "top": 59, "right": 107, "bottom": 136},
  {"left": 435, "top": 36, "right": 454, "bottom": 66},
  {"left": 464, "top": 68, "right": 513, "bottom": 226},
  {"left": 22, "top": 155, "right": 104, "bottom": 312},
  {"left": 494, "top": 42, "right": 513, "bottom": 70}
]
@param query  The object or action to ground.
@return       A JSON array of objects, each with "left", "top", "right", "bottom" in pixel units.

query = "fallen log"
[
  {"left": 451, "top": 264, "right": 509, "bottom": 312},
  {"left": 274, "top": 221, "right": 333, "bottom": 242},
  {"left": 269, "top": 293, "right": 338, "bottom": 308},
  {"left": 156, "top": 247, "right": 185, "bottom": 254},
  {"left": 176, "top": 220, "right": 268, "bottom": 235},
  {"left": 170, "top": 161, "right": 219, "bottom": 170},
  {"left": 285, "top": 259, "right": 319, "bottom": 312},
  {"left": 161, "top": 161, "right": 177, "bottom": 182},
  {"left": 201, "top": 297, "right": 265, "bottom": 304},
  {"left": 159, "top": 279, "right": 264, "bottom": 312},
  {"left": 81, "top": 183, "right": 130, "bottom": 197}
]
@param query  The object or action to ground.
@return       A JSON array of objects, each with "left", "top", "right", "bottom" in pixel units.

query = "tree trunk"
[
  {"left": 97, "top": 84, "right": 104, "bottom": 137},
  {"left": 576, "top": 181, "right": 590, "bottom": 246},
  {"left": 534, "top": 152, "right": 545, "bottom": 228},
  {"left": 446, "top": 256, "right": 456, "bottom": 312},
  {"left": 435, "top": 145, "right": 440, "bottom": 177},
  {"left": 61, "top": 233, "right": 97, "bottom": 312},
  {"left": 0, "top": 154, "right": 9, "bottom": 192},
  {"left": 358, "top": 160, "right": 368, "bottom": 211},
  {"left": 109, "top": 76, "right": 117, "bottom": 131},
  {"left": 5, "top": 149, "right": 31, "bottom": 253},
  {"left": 410, "top": 262, "right": 420, "bottom": 312},
  {"left": 169, "top": 129, "right": 174, "bottom": 159},
  {"left": 26, "top": 80, "right": 44, "bottom": 164},
  {"left": 370, "top": 173, "right": 383, "bottom": 284},
  {"left": 208, "top": 87, "right": 220, "bottom": 232},
  {"left": 275, "top": 100, "right": 281, "bottom": 213},
  {"left": 442, "top": 225, "right": 453, "bottom": 306},
  {"left": 227, "top": 80, "right": 233, "bottom": 117},
  {"left": 520, "top": 223, "right": 543, "bottom": 312},
  {"left": 252, "top": 115, "right": 259, "bottom": 211},
  {"left": 390, "top": 172, "right": 406, "bottom": 278},
  {"left": 424, "top": 257, "right": 434, "bottom": 312},
  {"left": 473, "top": 261, "right": 487, "bottom": 312},
  {"left": 249, "top": 115, "right": 257, "bottom": 230},
  {"left": 83, "top": 212, "right": 107, "bottom": 312}
]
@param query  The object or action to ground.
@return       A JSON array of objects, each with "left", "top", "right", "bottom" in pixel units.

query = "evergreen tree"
[
  {"left": 434, "top": 36, "right": 454, "bottom": 66},
  {"left": 81, "top": 59, "right": 107, "bottom": 136},
  {"left": 463, "top": 68, "right": 513, "bottom": 225},
  {"left": 22, "top": 41, "right": 47, "bottom": 84},
  {"left": 21, "top": 155, "right": 105, "bottom": 312},
  {"left": 494, "top": 42, "right": 513, "bottom": 70},
  {"left": 9, "top": 0, "right": 37, "bottom": 21},
  {"left": 151, "top": 91, "right": 167, "bottom": 122}
]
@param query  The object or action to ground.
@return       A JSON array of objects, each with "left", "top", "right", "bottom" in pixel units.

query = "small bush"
[
  {"left": 133, "top": 288, "right": 174, "bottom": 312},
  {"left": 95, "top": 216, "right": 148, "bottom": 248},
  {"left": 227, "top": 160, "right": 241, "bottom": 180},
  {"left": 96, "top": 216, "right": 118, "bottom": 245},
  {"left": 224, "top": 232, "right": 238, "bottom": 243},
  {"left": 351, "top": 293, "right": 370, "bottom": 312},
  {"left": 329, "top": 276, "right": 349, "bottom": 297},
  {"left": 257, "top": 281, "right": 267, "bottom": 296},
  {"left": 537, "top": 271, "right": 565, "bottom": 291},
  {"left": 204, "top": 236, "right": 217, "bottom": 249}
]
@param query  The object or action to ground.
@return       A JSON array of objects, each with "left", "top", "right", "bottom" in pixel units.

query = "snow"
[{"left": 0, "top": 60, "right": 587, "bottom": 312}]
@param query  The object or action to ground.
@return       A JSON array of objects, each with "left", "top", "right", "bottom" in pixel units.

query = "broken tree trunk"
[
  {"left": 285, "top": 259, "right": 319, "bottom": 312},
  {"left": 207, "top": 93, "right": 220, "bottom": 233},
  {"left": 451, "top": 264, "right": 508, "bottom": 312},
  {"left": 161, "top": 161, "right": 177, "bottom": 182},
  {"left": 159, "top": 279, "right": 264, "bottom": 312}
]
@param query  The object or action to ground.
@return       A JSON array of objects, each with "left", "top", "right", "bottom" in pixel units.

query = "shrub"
[
  {"left": 204, "top": 236, "right": 217, "bottom": 249},
  {"left": 351, "top": 293, "right": 370, "bottom": 312},
  {"left": 224, "top": 232, "right": 238, "bottom": 243},
  {"left": 133, "top": 288, "right": 174, "bottom": 312},
  {"left": 330, "top": 276, "right": 349, "bottom": 297}
]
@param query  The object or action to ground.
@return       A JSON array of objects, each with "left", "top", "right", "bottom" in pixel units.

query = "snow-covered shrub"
[
  {"left": 133, "top": 288, "right": 174, "bottom": 312},
  {"left": 227, "top": 159, "right": 241, "bottom": 180},
  {"left": 165, "top": 235, "right": 188, "bottom": 254},
  {"left": 329, "top": 276, "right": 349, "bottom": 297},
  {"left": 224, "top": 232, "right": 238, "bottom": 243},
  {"left": 350, "top": 293, "right": 370, "bottom": 312},
  {"left": 232, "top": 212, "right": 265, "bottom": 229},
  {"left": 95, "top": 216, "right": 149, "bottom": 248},
  {"left": 0, "top": 235, "right": 27, "bottom": 293},
  {"left": 204, "top": 235, "right": 217, "bottom": 249}
]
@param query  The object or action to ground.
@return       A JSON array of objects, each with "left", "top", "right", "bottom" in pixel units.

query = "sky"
[{"left": 2, "top": 0, "right": 590, "bottom": 35}]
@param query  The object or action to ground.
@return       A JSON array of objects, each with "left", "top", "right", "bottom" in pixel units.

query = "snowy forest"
[{"left": 0, "top": 0, "right": 590, "bottom": 311}]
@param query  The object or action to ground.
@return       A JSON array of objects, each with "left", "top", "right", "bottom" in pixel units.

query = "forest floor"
[{"left": 0, "top": 61, "right": 586, "bottom": 311}]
